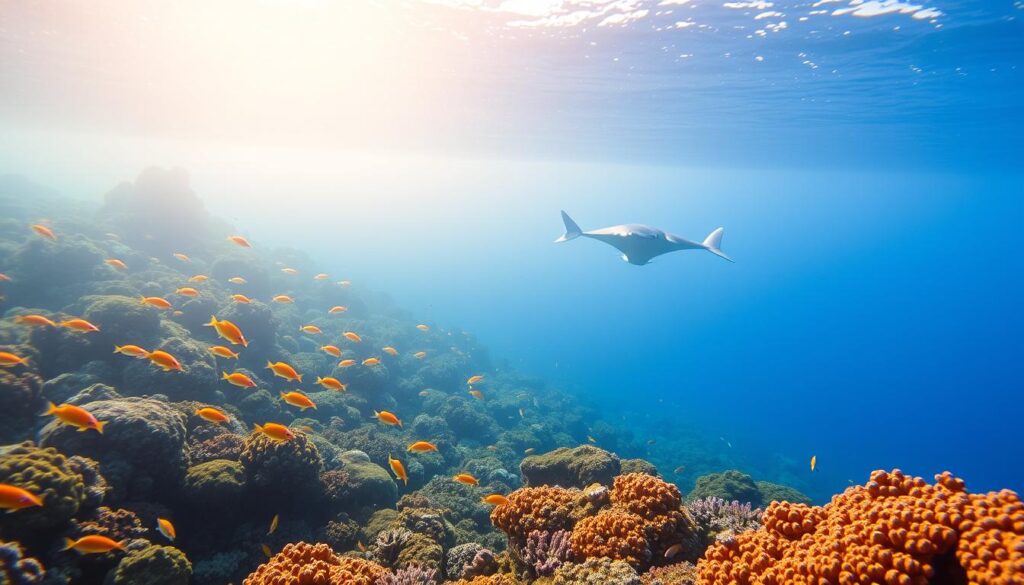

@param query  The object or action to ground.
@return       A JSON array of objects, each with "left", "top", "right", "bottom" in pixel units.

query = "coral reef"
[
  {"left": 0, "top": 442, "right": 86, "bottom": 531},
  {"left": 552, "top": 557, "right": 640, "bottom": 585},
  {"left": 687, "top": 496, "right": 762, "bottom": 545},
  {"left": 239, "top": 428, "right": 322, "bottom": 496},
  {"left": 640, "top": 561, "right": 697, "bottom": 585},
  {"left": 103, "top": 544, "right": 192, "bottom": 585},
  {"left": 491, "top": 486, "right": 584, "bottom": 545},
  {"left": 0, "top": 540, "right": 45, "bottom": 585},
  {"left": 687, "top": 470, "right": 763, "bottom": 507},
  {"left": 242, "top": 542, "right": 388, "bottom": 585},
  {"left": 521, "top": 446, "right": 621, "bottom": 489},
  {"left": 570, "top": 510, "right": 650, "bottom": 566},
  {"left": 182, "top": 459, "right": 247, "bottom": 504},
  {"left": 379, "top": 563, "right": 439, "bottom": 585},
  {"left": 697, "top": 469, "right": 1024, "bottom": 585},
  {"left": 321, "top": 450, "right": 398, "bottom": 511},
  {"left": 754, "top": 479, "right": 811, "bottom": 505},
  {"left": 523, "top": 529, "right": 574, "bottom": 577}
]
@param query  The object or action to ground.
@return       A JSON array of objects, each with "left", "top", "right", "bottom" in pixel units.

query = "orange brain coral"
[
  {"left": 242, "top": 542, "right": 388, "bottom": 585},
  {"left": 571, "top": 509, "right": 651, "bottom": 566},
  {"left": 490, "top": 485, "right": 582, "bottom": 544},
  {"left": 611, "top": 473, "right": 699, "bottom": 562},
  {"left": 697, "top": 469, "right": 1024, "bottom": 585}
]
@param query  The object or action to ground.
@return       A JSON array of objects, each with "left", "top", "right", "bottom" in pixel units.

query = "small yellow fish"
[
  {"left": 316, "top": 376, "right": 346, "bottom": 391},
  {"left": 343, "top": 331, "right": 362, "bottom": 343},
  {"left": 362, "top": 357, "right": 381, "bottom": 366},
  {"left": 208, "top": 345, "right": 240, "bottom": 360},
  {"left": 272, "top": 294, "right": 294, "bottom": 304},
  {"left": 524, "top": 448, "right": 536, "bottom": 455},
  {"left": 356, "top": 540, "right": 366, "bottom": 552},
  {"left": 388, "top": 454, "right": 408, "bottom": 485},
  {"left": 299, "top": 325, "right": 322, "bottom": 334},
  {"left": 44, "top": 402, "right": 105, "bottom": 433},
  {"left": 281, "top": 267, "right": 297, "bottom": 275},
  {"left": 156, "top": 518, "right": 176, "bottom": 541},
  {"left": 173, "top": 252, "right": 190, "bottom": 262},
  {"left": 206, "top": 316, "right": 248, "bottom": 346},
  {"left": 810, "top": 455, "right": 817, "bottom": 472},
  {"left": 416, "top": 324, "right": 429, "bottom": 332},
  {"left": 113, "top": 344, "right": 149, "bottom": 358},
  {"left": 407, "top": 441, "right": 438, "bottom": 453},
  {"left": 222, "top": 371, "right": 256, "bottom": 388},
  {"left": 188, "top": 274, "right": 209, "bottom": 282},
  {"left": 227, "top": 235, "right": 252, "bottom": 248},
  {"left": 468, "top": 390, "right": 483, "bottom": 400},
  {"left": 328, "top": 306, "right": 348, "bottom": 314},
  {"left": 231, "top": 294, "right": 252, "bottom": 304},
  {"left": 105, "top": 258, "right": 128, "bottom": 271},
  {"left": 254, "top": 422, "right": 295, "bottom": 442},
  {"left": 413, "top": 351, "right": 427, "bottom": 359},
  {"left": 172, "top": 310, "right": 184, "bottom": 317},
  {"left": 268, "top": 514, "right": 279, "bottom": 535},
  {"left": 146, "top": 350, "right": 183, "bottom": 372},
  {"left": 265, "top": 361, "right": 302, "bottom": 382},
  {"left": 280, "top": 391, "right": 316, "bottom": 411},
  {"left": 261, "top": 544, "right": 272, "bottom": 558},
  {"left": 467, "top": 375, "right": 484, "bottom": 385},
  {"left": 481, "top": 494, "right": 509, "bottom": 506},
  {"left": 453, "top": 473, "right": 479, "bottom": 486},
  {"left": 196, "top": 407, "right": 230, "bottom": 423},
  {"left": 338, "top": 359, "right": 357, "bottom": 368},
  {"left": 175, "top": 287, "right": 200, "bottom": 297},
  {"left": 382, "top": 346, "right": 398, "bottom": 356},
  {"left": 374, "top": 410, "right": 402, "bottom": 427},
  {"left": 228, "top": 277, "right": 247, "bottom": 285},
  {"left": 320, "top": 345, "right": 342, "bottom": 357},
  {"left": 60, "top": 318, "right": 100, "bottom": 333}
]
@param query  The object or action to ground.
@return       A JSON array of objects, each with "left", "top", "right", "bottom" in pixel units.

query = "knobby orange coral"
[
  {"left": 490, "top": 486, "right": 583, "bottom": 544},
  {"left": 571, "top": 510, "right": 651, "bottom": 565},
  {"left": 242, "top": 542, "right": 388, "bottom": 585},
  {"left": 698, "top": 469, "right": 1024, "bottom": 585}
]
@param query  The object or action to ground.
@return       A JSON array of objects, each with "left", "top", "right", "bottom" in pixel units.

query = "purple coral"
[
  {"left": 0, "top": 540, "right": 45, "bottom": 585},
  {"left": 687, "top": 496, "right": 762, "bottom": 542},
  {"left": 523, "top": 529, "right": 574, "bottom": 576},
  {"left": 377, "top": 562, "right": 437, "bottom": 585}
]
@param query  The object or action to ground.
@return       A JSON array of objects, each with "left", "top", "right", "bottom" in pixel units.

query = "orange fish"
[
  {"left": 227, "top": 277, "right": 247, "bottom": 285},
  {"left": 208, "top": 345, "right": 240, "bottom": 359},
  {"left": 314, "top": 273, "right": 329, "bottom": 280},
  {"left": 0, "top": 484, "right": 44, "bottom": 511},
  {"left": 320, "top": 345, "right": 342, "bottom": 358},
  {"left": 105, "top": 258, "right": 128, "bottom": 271},
  {"left": 188, "top": 274, "right": 209, "bottom": 282},
  {"left": 382, "top": 346, "right": 398, "bottom": 356},
  {"left": 205, "top": 316, "right": 248, "bottom": 347},
  {"left": 664, "top": 543, "right": 683, "bottom": 559},
  {"left": 407, "top": 441, "right": 438, "bottom": 453},
  {"left": 467, "top": 375, "right": 484, "bottom": 385},
  {"left": 468, "top": 390, "right": 483, "bottom": 400},
  {"left": 44, "top": 402, "right": 105, "bottom": 433},
  {"left": 0, "top": 272, "right": 11, "bottom": 282},
  {"left": 281, "top": 268, "right": 297, "bottom": 275},
  {"left": 230, "top": 294, "right": 252, "bottom": 304},
  {"left": 271, "top": 295, "right": 294, "bottom": 304},
  {"left": 316, "top": 376, "right": 346, "bottom": 391},
  {"left": 453, "top": 473, "right": 479, "bottom": 486},
  {"left": 254, "top": 422, "right": 294, "bottom": 442},
  {"left": 60, "top": 318, "right": 100, "bottom": 333},
  {"left": 173, "top": 253, "right": 190, "bottom": 263},
  {"left": 328, "top": 306, "right": 348, "bottom": 314},
  {"left": 481, "top": 494, "right": 509, "bottom": 506},
  {"left": 811, "top": 455, "right": 817, "bottom": 472},
  {"left": 146, "top": 350, "right": 183, "bottom": 372},
  {"left": 0, "top": 352, "right": 29, "bottom": 368},
  {"left": 413, "top": 351, "right": 427, "bottom": 359},
  {"left": 113, "top": 345, "right": 149, "bottom": 358},
  {"left": 140, "top": 296, "right": 173, "bottom": 310},
  {"left": 361, "top": 357, "right": 381, "bottom": 366},
  {"left": 195, "top": 407, "right": 230, "bottom": 423},
  {"left": 157, "top": 518, "right": 176, "bottom": 541},
  {"left": 31, "top": 224, "right": 56, "bottom": 241},
  {"left": 64, "top": 535, "right": 123, "bottom": 554},
  {"left": 266, "top": 361, "right": 302, "bottom": 382},
  {"left": 222, "top": 371, "right": 257, "bottom": 388},
  {"left": 299, "top": 325, "right": 322, "bottom": 334},
  {"left": 343, "top": 331, "right": 361, "bottom": 343},
  {"left": 172, "top": 310, "right": 183, "bottom": 316},
  {"left": 357, "top": 541, "right": 366, "bottom": 552},
  {"left": 175, "top": 287, "right": 200, "bottom": 297},
  {"left": 280, "top": 391, "right": 316, "bottom": 410},
  {"left": 374, "top": 410, "right": 402, "bottom": 427},
  {"left": 337, "top": 359, "right": 357, "bottom": 368},
  {"left": 14, "top": 314, "right": 56, "bottom": 327},
  {"left": 416, "top": 324, "right": 429, "bottom": 332},
  {"left": 227, "top": 235, "right": 252, "bottom": 248},
  {"left": 388, "top": 454, "right": 408, "bottom": 485}
]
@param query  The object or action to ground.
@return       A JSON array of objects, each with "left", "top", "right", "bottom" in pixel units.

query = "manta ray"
[{"left": 555, "top": 210, "right": 733, "bottom": 266}]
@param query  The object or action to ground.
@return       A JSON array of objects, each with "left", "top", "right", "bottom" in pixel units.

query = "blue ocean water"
[{"left": 0, "top": 0, "right": 1021, "bottom": 508}]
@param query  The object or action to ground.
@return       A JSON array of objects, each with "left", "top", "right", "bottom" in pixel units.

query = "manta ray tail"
[
  {"left": 702, "top": 227, "right": 734, "bottom": 262},
  {"left": 554, "top": 210, "right": 582, "bottom": 243}
]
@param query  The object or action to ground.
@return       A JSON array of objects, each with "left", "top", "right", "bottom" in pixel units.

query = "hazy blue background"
[{"left": 1, "top": 0, "right": 1022, "bottom": 501}]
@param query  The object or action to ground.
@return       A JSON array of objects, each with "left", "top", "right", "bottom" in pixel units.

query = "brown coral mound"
[
  {"left": 242, "top": 542, "right": 387, "bottom": 585},
  {"left": 571, "top": 510, "right": 650, "bottom": 566},
  {"left": 697, "top": 469, "right": 1024, "bottom": 585},
  {"left": 611, "top": 473, "right": 699, "bottom": 563},
  {"left": 491, "top": 486, "right": 582, "bottom": 545}
]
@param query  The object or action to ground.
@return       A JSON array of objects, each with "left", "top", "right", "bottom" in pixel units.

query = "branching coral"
[
  {"left": 697, "top": 469, "right": 1024, "bottom": 585},
  {"left": 242, "top": 542, "right": 387, "bottom": 585},
  {"left": 687, "top": 496, "right": 762, "bottom": 544},
  {"left": 378, "top": 562, "right": 438, "bottom": 585},
  {"left": 524, "top": 529, "right": 574, "bottom": 576}
]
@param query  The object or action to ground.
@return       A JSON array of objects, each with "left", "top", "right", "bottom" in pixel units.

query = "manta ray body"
[{"left": 555, "top": 210, "right": 733, "bottom": 265}]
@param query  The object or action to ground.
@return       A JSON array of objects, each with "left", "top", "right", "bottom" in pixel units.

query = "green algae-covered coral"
[
  {"left": 104, "top": 544, "right": 191, "bottom": 585},
  {"left": 321, "top": 450, "right": 398, "bottom": 512},
  {"left": 521, "top": 446, "right": 621, "bottom": 488},
  {"left": 0, "top": 442, "right": 85, "bottom": 531},
  {"left": 239, "top": 428, "right": 322, "bottom": 494},
  {"left": 395, "top": 532, "right": 444, "bottom": 572},
  {"left": 182, "top": 459, "right": 247, "bottom": 504},
  {"left": 686, "top": 470, "right": 761, "bottom": 507},
  {"left": 754, "top": 479, "right": 811, "bottom": 505}
]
